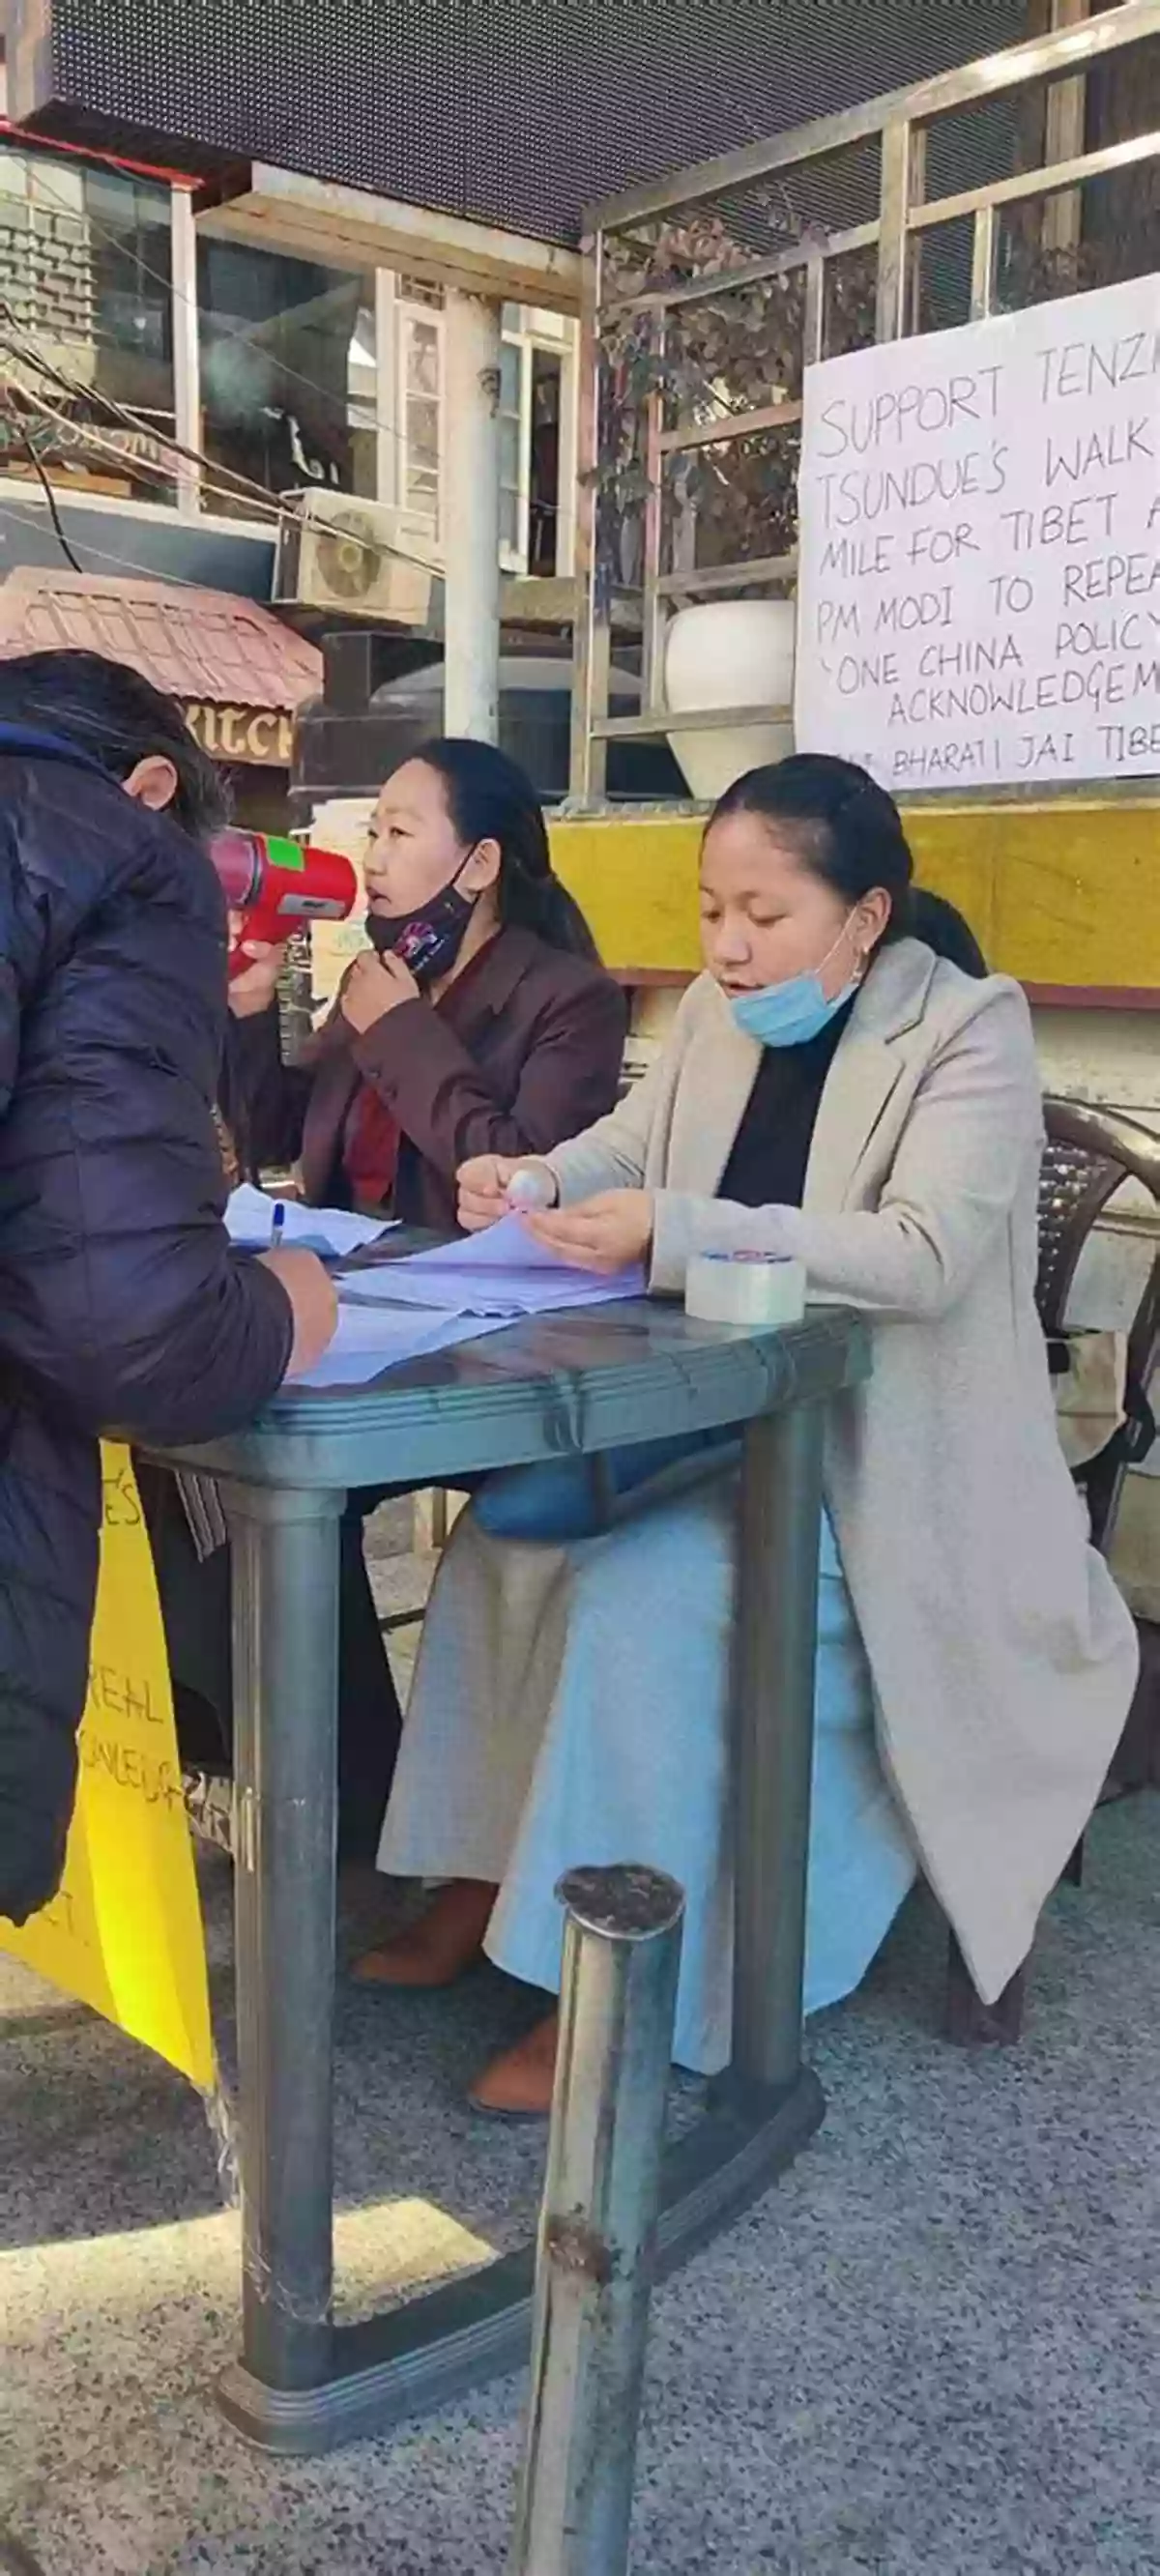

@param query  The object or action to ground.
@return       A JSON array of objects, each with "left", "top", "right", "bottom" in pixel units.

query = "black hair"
[
  {"left": 910, "top": 887, "right": 988, "bottom": 978},
  {"left": 707, "top": 751, "right": 986, "bottom": 972},
  {"left": 0, "top": 648, "right": 228, "bottom": 843},
  {"left": 410, "top": 736, "right": 599, "bottom": 959}
]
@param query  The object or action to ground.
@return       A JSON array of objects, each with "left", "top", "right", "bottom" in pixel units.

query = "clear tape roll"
[{"left": 684, "top": 1251, "right": 806, "bottom": 1329}]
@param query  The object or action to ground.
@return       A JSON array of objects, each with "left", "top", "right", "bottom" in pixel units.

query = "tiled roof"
[{"left": 0, "top": 567, "right": 322, "bottom": 711}]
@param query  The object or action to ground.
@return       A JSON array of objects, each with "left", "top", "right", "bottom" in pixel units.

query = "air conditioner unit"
[{"left": 274, "top": 491, "right": 444, "bottom": 624}]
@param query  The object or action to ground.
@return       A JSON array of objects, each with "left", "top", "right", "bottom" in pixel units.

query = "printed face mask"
[{"left": 367, "top": 854, "right": 476, "bottom": 984}]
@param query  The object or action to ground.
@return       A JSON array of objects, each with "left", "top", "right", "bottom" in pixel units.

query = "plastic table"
[{"left": 154, "top": 1296, "right": 868, "bottom": 2452}]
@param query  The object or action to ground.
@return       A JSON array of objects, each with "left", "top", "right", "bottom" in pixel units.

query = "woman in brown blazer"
[
  {"left": 163, "top": 739, "right": 624, "bottom": 1860},
  {"left": 222, "top": 737, "right": 626, "bottom": 1227}
]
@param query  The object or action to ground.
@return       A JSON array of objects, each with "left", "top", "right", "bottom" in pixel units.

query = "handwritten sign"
[
  {"left": 796, "top": 272, "right": 1160, "bottom": 791},
  {"left": 0, "top": 1447, "right": 214, "bottom": 2090}
]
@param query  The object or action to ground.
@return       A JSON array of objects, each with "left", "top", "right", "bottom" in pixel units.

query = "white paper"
[
  {"left": 226, "top": 1183, "right": 396, "bottom": 1260},
  {"left": 796, "top": 272, "right": 1160, "bottom": 792},
  {"left": 294, "top": 1304, "right": 512, "bottom": 1388},
  {"left": 334, "top": 1213, "right": 646, "bottom": 1317}
]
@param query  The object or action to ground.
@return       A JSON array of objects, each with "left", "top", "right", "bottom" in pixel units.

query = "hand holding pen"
[{"left": 255, "top": 1199, "right": 337, "bottom": 1377}]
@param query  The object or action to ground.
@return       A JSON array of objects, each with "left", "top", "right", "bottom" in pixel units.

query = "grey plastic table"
[{"left": 155, "top": 1296, "right": 868, "bottom": 2453}]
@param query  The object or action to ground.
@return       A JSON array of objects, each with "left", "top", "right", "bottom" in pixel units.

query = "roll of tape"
[{"left": 684, "top": 1250, "right": 806, "bottom": 1329}]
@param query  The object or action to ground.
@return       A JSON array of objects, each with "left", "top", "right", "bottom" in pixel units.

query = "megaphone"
[{"left": 209, "top": 829, "right": 359, "bottom": 978}]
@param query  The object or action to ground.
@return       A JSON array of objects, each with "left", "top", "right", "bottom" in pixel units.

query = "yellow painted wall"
[{"left": 550, "top": 801, "right": 1160, "bottom": 990}]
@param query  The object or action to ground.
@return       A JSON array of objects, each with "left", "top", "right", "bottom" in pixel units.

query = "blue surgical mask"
[{"left": 729, "top": 917, "right": 864, "bottom": 1050}]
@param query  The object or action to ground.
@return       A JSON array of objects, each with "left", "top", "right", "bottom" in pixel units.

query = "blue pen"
[{"left": 271, "top": 1201, "right": 286, "bottom": 1249}]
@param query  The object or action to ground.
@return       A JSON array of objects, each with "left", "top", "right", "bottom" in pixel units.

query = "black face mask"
[{"left": 366, "top": 854, "right": 477, "bottom": 985}]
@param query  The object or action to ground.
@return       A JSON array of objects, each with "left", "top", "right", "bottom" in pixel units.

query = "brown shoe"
[
  {"left": 352, "top": 1879, "right": 497, "bottom": 1988},
  {"left": 468, "top": 2011, "right": 560, "bottom": 2121}
]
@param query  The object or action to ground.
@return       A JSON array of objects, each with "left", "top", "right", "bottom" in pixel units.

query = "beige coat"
[{"left": 546, "top": 939, "right": 1139, "bottom": 2004}]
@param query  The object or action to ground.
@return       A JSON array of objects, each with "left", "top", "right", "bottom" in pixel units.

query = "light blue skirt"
[{"left": 381, "top": 1457, "right": 917, "bottom": 2073}]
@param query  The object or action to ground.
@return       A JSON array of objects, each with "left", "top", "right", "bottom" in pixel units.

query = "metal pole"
[
  {"left": 568, "top": 229, "right": 609, "bottom": 804},
  {"left": 443, "top": 288, "right": 503, "bottom": 741},
  {"left": 508, "top": 1864, "right": 684, "bottom": 2576},
  {"left": 224, "top": 1479, "right": 343, "bottom": 2395},
  {"left": 732, "top": 1404, "right": 825, "bottom": 2096}
]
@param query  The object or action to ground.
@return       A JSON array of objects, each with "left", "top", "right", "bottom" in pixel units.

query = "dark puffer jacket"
[{"left": 0, "top": 731, "right": 293, "bottom": 1925}]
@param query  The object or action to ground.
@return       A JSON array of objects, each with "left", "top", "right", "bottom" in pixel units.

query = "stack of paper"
[
  {"left": 336, "top": 1215, "right": 645, "bottom": 1317},
  {"left": 226, "top": 1183, "right": 395, "bottom": 1261},
  {"left": 295, "top": 1305, "right": 512, "bottom": 1389},
  {"left": 279, "top": 1214, "right": 646, "bottom": 1391}
]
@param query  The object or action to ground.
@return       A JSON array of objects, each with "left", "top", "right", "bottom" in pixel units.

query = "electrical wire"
[
  {"left": 14, "top": 153, "right": 424, "bottom": 454},
  {"left": 1, "top": 372, "right": 299, "bottom": 536},
  {"left": 4, "top": 419, "right": 86, "bottom": 571},
  {"left": 0, "top": 311, "right": 450, "bottom": 570},
  {"left": 2, "top": 153, "right": 568, "bottom": 552},
  {"left": 0, "top": 158, "right": 566, "bottom": 578},
  {"left": 0, "top": 366, "right": 286, "bottom": 530},
  {"left": 0, "top": 322, "right": 443, "bottom": 569},
  {"left": 0, "top": 496, "right": 272, "bottom": 594},
  {"left": 9, "top": 150, "right": 565, "bottom": 528},
  {"left": 0, "top": 304, "right": 290, "bottom": 518}
]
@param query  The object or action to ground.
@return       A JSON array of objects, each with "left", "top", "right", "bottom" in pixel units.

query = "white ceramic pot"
[{"left": 663, "top": 598, "right": 796, "bottom": 799}]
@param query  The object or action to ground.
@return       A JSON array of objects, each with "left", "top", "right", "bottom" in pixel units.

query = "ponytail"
[
  {"left": 410, "top": 736, "right": 600, "bottom": 960},
  {"left": 910, "top": 888, "right": 988, "bottom": 977},
  {"left": 498, "top": 865, "right": 600, "bottom": 960}
]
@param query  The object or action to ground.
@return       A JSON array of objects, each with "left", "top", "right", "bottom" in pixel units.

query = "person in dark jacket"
[
  {"left": 222, "top": 736, "right": 627, "bottom": 1225},
  {"left": 0, "top": 651, "right": 336, "bottom": 1926}
]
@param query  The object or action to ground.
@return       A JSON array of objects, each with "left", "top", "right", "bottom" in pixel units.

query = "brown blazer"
[{"left": 221, "top": 924, "right": 626, "bottom": 1231}]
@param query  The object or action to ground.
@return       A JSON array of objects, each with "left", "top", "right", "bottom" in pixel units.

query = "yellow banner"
[{"left": 0, "top": 1444, "right": 214, "bottom": 2090}]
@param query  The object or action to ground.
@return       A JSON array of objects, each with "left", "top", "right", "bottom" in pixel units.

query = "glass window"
[
  {"left": 401, "top": 311, "right": 441, "bottom": 521},
  {"left": 0, "top": 139, "right": 176, "bottom": 504},
  {"left": 496, "top": 318, "right": 571, "bottom": 574},
  {"left": 529, "top": 348, "right": 563, "bottom": 577},
  {"left": 198, "top": 238, "right": 376, "bottom": 516}
]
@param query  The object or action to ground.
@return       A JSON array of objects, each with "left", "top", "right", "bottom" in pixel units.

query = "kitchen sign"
[{"left": 184, "top": 704, "right": 296, "bottom": 764}]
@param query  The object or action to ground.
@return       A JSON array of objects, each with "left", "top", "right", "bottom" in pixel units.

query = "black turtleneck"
[{"left": 716, "top": 999, "right": 855, "bottom": 1211}]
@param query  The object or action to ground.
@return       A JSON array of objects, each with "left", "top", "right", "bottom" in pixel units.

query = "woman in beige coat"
[{"left": 361, "top": 755, "right": 1138, "bottom": 2113}]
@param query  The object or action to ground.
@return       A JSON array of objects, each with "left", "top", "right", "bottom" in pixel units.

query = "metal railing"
[{"left": 569, "top": 1, "right": 1160, "bottom": 798}]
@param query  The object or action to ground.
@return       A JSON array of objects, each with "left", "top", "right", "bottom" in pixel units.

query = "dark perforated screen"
[{"left": 15, "top": 0, "right": 1030, "bottom": 246}]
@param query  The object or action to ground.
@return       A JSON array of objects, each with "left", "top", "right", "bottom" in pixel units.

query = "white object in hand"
[
  {"left": 505, "top": 1162, "right": 557, "bottom": 1213},
  {"left": 684, "top": 1251, "right": 806, "bottom": 1329}
]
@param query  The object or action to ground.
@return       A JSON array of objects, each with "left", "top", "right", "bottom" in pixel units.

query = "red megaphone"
[{"left": 209, "top": 829, "right": 359, "bottom": 977}]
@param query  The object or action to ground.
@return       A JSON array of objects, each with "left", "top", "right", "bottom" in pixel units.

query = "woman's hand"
[
  {"left": 340, "top": 947, "right": 420, "bottom": 1035},
  {"left": 524, "top": 1190, "right": 653, "bottom": 1274},
  {"left": 457, "top": 1154, "right": 558, "bottom": 1231},
  {"left": 258, "top": 1247, "right": 338, "bottom": 1377},
  {"left": 227, "top": 923, "right": 287, "bottom": 1020}
]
